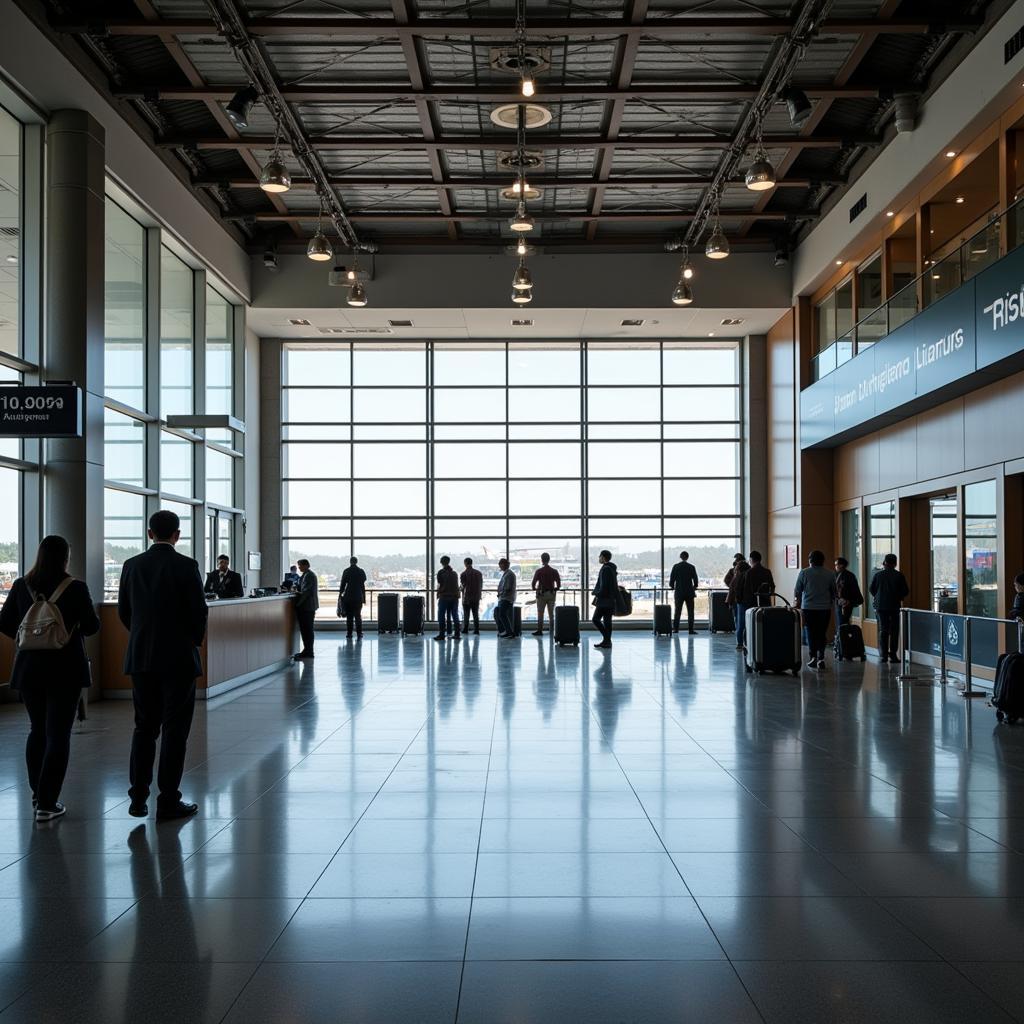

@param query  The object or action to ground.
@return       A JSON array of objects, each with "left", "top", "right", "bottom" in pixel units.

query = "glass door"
[{"left": 929, "top": 495, "right": 959, "bottom": 613}]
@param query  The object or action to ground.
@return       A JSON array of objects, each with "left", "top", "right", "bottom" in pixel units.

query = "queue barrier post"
[
  {"left": 938, "top": 613, "right": 949, "bottom": 684},
  {"left": 960, "top": 616, "right": 987, "bottom": 698}
]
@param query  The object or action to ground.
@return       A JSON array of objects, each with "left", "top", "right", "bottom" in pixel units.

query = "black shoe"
[
  {"left": 532, "top": 630, "right": 544, "bottom": 636},
  {"left": 594, "top": 642, "right": 612, "bottom": 649},
  {"left": 453, "top": 633, "right": 462, "bottom": 641},
  {"left": 688, "top": 630, "right": 696, "bottom": 635},
  {"left": 156, "top": 801, "right": 198, "bottom": 822},
  {"left": 128, "top": 801, "right": 148, "bottom": 818},
  {"left": 356, "top": 634, "right": 363, "bottom": 640},
  {"left": 346, "top": 633, "right": 353, "bottom": 639},
  {"left": 433, "top": 634, "right": 446, "bottom": 642},
  {"left": 294, "top": 651, "right": 314, "bottom": 660},
  {"left": 473, "top": 630, "right": 480, "bottom": 635},
  {"left": 35, "top": 802, "right": 66, "bottom": 823}
]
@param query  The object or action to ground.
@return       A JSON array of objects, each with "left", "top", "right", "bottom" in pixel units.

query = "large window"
[
  {"left": 965, "top": 481, "right": 997, "bottom": 618},
  {"left": 840, "top": 507, "right": 861, "bottom": 615},
  {"left": 930, "top": 494, "right": 958, "bottom": 613},
  {"left": 104, "top": 201, "right": 146, "bottom": 409},
  {"left": 160, "top": 247, "right": 193, "bottom": 418},
  {"left": 865, "top": 500, "right": 896, "bottom": 621},
  {"left": 282, "top": 340, "right": 742, "bottom": 616},
  {"left": 0, "top": 106, "right": 22, "bottom": 357}
]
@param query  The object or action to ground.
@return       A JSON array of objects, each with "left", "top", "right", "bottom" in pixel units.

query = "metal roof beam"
[{"left": 228, "top": 210, "right": 810, "bottom": 224}]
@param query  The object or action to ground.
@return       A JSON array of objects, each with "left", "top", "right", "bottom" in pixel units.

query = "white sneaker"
[
  {"left": 816, "top": 660, "right": 826, "bottom": 671},
  {"left": 807, "top": 659, "right": 819, "bottom": 670},
  {"left": 35, "top": 802, "right": 66, "bottom": 823}
]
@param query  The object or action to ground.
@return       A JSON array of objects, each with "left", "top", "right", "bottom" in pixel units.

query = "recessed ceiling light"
[
  {"left": 945, "top": 150, "right": 956, "bottom": 158},
  {"left": 955, "top": 196, "right": 965, "bottom": 204},
  {"left": 511, "top": 319, "right": 533, "bottom": 326},
  {"left": 388, "top": 319, "right": 414, "bottom": 328},
  {"left": 886, "top": 210, "right": 894, "bottom": 217},
  {"left": 835, "top": 259, "right": 843, "bottom": 265},
  {"left": 707, "top": 331, "right": 715, "bottom": 337},
  {"left": 288, "top": 318, "right": 311, "bottom": 326}
]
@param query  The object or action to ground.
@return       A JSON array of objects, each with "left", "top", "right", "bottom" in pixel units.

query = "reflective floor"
[{"left": 0, "top": 633, "right": 1023, "bottom": 1021}]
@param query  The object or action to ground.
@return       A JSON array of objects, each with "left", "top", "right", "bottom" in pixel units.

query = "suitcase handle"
[{"left": 758, "top": 585, "right": 793, "bottom": 609}]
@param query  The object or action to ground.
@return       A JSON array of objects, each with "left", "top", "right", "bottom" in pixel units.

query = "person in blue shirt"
[{"left": 795, "top": 549, "right": 837, "bottom": 671}]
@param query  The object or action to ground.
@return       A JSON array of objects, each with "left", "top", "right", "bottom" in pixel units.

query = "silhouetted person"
[
  {"left": 722, "top": 552, "right": 744, "bottom": 591},
  {"left": 495, "top": 558, "right": 517, "bottom": 638},
  {"left": 0, "top": 535, "right": 100, "bottom": 822},
  {"left": 204, "top": 554, "right": 243, "bottom": 599},
  {"left": 281, "top": 564, "right": 299, "bottom": 591},
  {"left": 531, "top": 552, "right": 561, "bottom": 636},
  {"left": 869, "top": 553, "right": 909, "bottom": 664},
  {"left": 461, "top": 557, "right": 483, "bottom": 635},
  {"left": 728, "top": 559, "right": 750, "bottom": 649},
  {"left": 118, "top": 509, "right": 208, "bottom": 821},
  {"left": 669, "top": 550, "right": 699, "bottom": 634},
  {"left": 1012, "top": 572, "right": 1024, "bottom": 623},
  {"left": 741, "top": 550, "right": 775, "bottom": 609},
  {"left": 293, "top": 558, "right": 319, "bottom": 659},
  {"left": 435, "top": 555, "right": 461, "bottom": 642},
  {"left": 337, "top": 556, "right": 367, "bottom": 639},
  {"left": 591, "top": 549, "right": 618, "bottom": 649},
  {"left": 834, "top": 556, "right": 863, "bottom": 626},
  {"left": 795, "top": 549, "right": 837, "bottom": 671}
]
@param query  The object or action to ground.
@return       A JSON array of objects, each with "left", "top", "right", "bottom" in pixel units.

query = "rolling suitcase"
[
  {"left": 401, "top": 595, "right": 424, "bottom": 635},
  {"left": 709, "top": 590, "right": 734, "bottom": 633},
  {"left": 993, "top": 650, "right": 1024, "bottom": 723},
  {"left": 653, "top": 604, "right": 672, "bottom": 636},
  {"left": 377, "top": 592, "right": 399, "bottom": 633},
  {"left": 512, "top": 606, "right": 522, "bottom": 637},
  {"left": 554, "top": 605, "right": 580, "bottom": 646},
  {"left": 833, "top": 622, "right": 867, "bottom": 661},
  {"left": 745, "top": 595, "right": 801, "bottom": 676}
]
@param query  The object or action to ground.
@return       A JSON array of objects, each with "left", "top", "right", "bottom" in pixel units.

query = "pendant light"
[
  {"left": 516, "top": 236, "right": 528, "bottom": 256},
  {"left": 509, "top": 202, "right": 534, "bottom": 233},
  {"left": 516, "top": 0, "right": 535, "bottom": 98},
  {"left": 512, "top": 256, "right": 533, "bottom": 291},
  {"left": 705, "top": 193, "right": 730, "bottom": 260},
  {"left": 671, "top": 278, "right": 693, "bottom": 306},
  {"left": 782, "top": 86, "right": 812, "bottom": 128},
  {"left": 307, "top": 200, "right": 333, "bottom": 262},
  {"left": 680, "top": 246, "right": 694, "bottom": 280},
  {"left": 346, "top": 249, "right": 369, "bottom": 306},
  {"left": 259, "top": 125, "right": 291, "bottom": 194},
  {"left": 511, "top": 287, "right": 533, "bottom": 304},
  {"left": 744, "top": 126, "right": 776, "bottom": 192}
]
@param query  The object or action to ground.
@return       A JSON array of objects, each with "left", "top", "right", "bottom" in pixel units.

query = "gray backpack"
[{"left": 17, "top": 578, "right": 74, "bottom": 651}]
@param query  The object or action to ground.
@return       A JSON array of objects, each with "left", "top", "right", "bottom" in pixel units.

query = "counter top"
[{"left": 101, "top": 593, "right": 295, "bottom": 607}]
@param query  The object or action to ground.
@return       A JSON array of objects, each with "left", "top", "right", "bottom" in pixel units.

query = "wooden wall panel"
[
  {"left": 964, "top": 372, "right": 1024, "bottom": 470},
  {"left": 767, "top": 309, "right": 797, "bottom": 513},
  {"left": 916, "top": 399, "right": 965, "bottom": 483},
  {"left": 877, "top": 418, "right": 917, "bottom": 493}
]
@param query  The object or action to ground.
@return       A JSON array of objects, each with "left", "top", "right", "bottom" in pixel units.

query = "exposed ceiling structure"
[{"left": 40, "top": 0, "right": 995, "bottom": 256}]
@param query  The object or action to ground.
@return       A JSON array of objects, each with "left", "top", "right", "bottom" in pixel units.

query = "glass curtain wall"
[
  {"left": 282, "top": 340, "right": 742, "bottom": 618},
  {"left": 930, "top": 495, "right": 959, "bottom": 613},
  {"left": 865, "top": 500, "right": 896, "bottom": 620},
  {"left": 964, "top": 481, "right": 997, "bottom": 618},
  {"left": 102, "top": 197, "right": 241, "bottom": 596}
]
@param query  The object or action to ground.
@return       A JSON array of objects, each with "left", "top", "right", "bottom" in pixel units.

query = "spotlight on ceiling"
[
  {"left": 782, "top": 87, "right": 812, "bottom": 128},
  {"left": 225, "top": 85, "right": 258, "bottom": 129},
  {"left": 773, "top": 247, "right": 789, "bottom": 268}
]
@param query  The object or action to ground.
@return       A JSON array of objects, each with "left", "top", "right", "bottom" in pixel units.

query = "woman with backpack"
[{"left": 0, "top": 535, "right": 100, "bottom": 822}]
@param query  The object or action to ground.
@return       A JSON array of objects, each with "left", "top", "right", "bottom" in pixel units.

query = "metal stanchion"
[
  {"left": 897, "top": 607, "right": 915, "bottom": 681},
  {"left": 937, "top": 612, "right": 949, "bottom": 684},
  {"left": 960, "top": 616, "right": 987, "bottom": 698}
]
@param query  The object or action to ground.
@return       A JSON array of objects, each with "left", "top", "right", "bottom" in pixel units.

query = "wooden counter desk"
[{"left": 100, "top": 594, "right": 297, "bottom": 700}]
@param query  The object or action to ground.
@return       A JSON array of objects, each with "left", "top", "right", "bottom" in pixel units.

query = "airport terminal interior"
[{"left": 3, "top": 0, "right": 1024, "bottom": 1020}]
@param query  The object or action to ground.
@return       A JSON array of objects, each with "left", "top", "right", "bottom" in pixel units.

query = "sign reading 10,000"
[{"left": 0, "top": 385, "right": 82, "bottom": 438}]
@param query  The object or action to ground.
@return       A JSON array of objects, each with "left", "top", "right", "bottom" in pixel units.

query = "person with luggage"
[
  {"left": 0, "top": 535, "right": 100, "bottom": 823},
  {"left": 495, "top": 558, "right": 517, "bottom": 638},
  {"left": 723, "top": 553, "right": 745, "bottom": 591},
  {"left": 833, "top": 556, "right": 863, "bottom": 626},
  {"left": 337, "top": 556, "right": 367, "bottom": 639},
  {"left": 591, "top": 549, "right": 618, "bottom": 649},
  {"left": 531, "top": 553, "right": 561, "bottom": 636},
  {"left": 669, "top": 550, "right": 699, "bottom": 634},
  {"left": 869, "top": 553, "right": 910, "bottom": 664},
  {"left": 435, "top": 555, "right": 461, "bottom": 642},
  {"left": 293, "top": 559, "right": 319, "bottom": 658},
  {"left": 742, "top": 551, "right": 775, "bottom": 609},
  {"left": 728, "top": 558, "right": 750, "bottom": 649},
  {"left": 794, "top": 550, "right": 837, "bottom": 671},
  {"left": 460, "top": 557, "right": 483, "bottom": 635}
]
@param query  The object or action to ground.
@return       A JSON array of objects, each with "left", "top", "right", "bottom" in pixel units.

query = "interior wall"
[{"left": 243, "top": 323, "right": 262, "bottom": 588}]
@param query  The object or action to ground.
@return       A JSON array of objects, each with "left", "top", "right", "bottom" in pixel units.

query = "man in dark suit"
[
  {"left": 204, "top": 554, "right": 243, "bottom": 599},
  {"left": 293, "top": 558, "right": 319, "bottom": 658},
  {"left": 669, "top": 550, "right": 699, "bottom": 634},
  {"left": 118, "top": 509, "right": 208, "bottom": 821}
]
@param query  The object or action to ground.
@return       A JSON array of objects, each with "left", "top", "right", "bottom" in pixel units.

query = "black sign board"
[{"left": 0, "top": 385, "right": 82, "bottom": 438}]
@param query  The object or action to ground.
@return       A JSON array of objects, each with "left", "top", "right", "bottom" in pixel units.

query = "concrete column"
[
  {"left": 259, "top": 336, "right": 282, "bottom": 586},
  {"left": 44, "top": 110, "right": 105, "bottom": 696},
  {"left": 744, "top": 334, "right": 768, "bottom": 552}
]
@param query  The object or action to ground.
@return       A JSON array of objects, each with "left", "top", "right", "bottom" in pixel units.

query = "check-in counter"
[{"left": 100, "top": 594, "right": 296, "bottom": 700}]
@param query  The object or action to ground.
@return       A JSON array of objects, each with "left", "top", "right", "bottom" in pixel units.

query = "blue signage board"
[{"left": 800, "top": 240, "right": 1024, "bottom": 448}]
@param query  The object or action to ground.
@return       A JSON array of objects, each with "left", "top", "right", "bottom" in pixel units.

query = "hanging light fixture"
[
  {"left": 680, "top": 246, "right": 694, "bottom": 280},
  {"left": 744, "top": 125, "right": 776, "bottom": 192},
  {"left": 782, "top": 86, "right": 812, "bottom": 128},
  {"left": 705, "top": 193, "right": 730, "bottom": 260},
  {"left": 516, "top": 236, "right": 528, "bottom": 256},
  {"left": 511, "top": 287, "right": 533, "bottom": 304},
  {"left": 226, "top": 85, "right": 258, "bottom": 129},
  {"left": 509, "top": 202, "right": 535, "bottom": 233},
  {"left": 307, "top": 200, "right": 333, "bottom": 262},
  {"left": 259, "top": 125, "right": 291, "bottom": 194},
  {"left": 671, "top": 279, "right": 694, "bottom": 306},
  {"left": 512, "top": 256, "right": 533, "bottom": 291},
  {"left": 515, "top": 0, "right": 535, "bottom": 98},
  {"left": 346, "top": 249, "right": 369, "bottom": 306}
]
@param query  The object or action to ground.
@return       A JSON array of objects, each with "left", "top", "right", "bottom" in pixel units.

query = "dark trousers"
[
  {"left": 129, "top": 673, "right": 197, "bottom": 807},
  {"left": 877, "top": 609, "right": 901, "bottom": 661},
  {"left": 592, "top": 607, "right": 613, "bottom": 644},
  {"left": 734, "top": 602, "right": 747, "bottom": 645},
  {"left": 437, "top": 597, "right": 460, "bottom": 636},
  {"left": 296, "top": 607, "right": 316, "bottom": 653},
  {"left": 344, "top": 608, "right": 363, "bottom": 637},
  {"left": 495, "top": 599, "right": 514, "bottom": 636},
  {"left": 462, "top": 599, "right": 480, "bottom": 633},
  {"left": 802, "top": 608, "right": 831, "bottom": 661},
  {"left": 673, "top": 596, "right": 695, "bottom": 632},
  {"left": 21, "top": 678, "right": 81, "bottom": 810}
]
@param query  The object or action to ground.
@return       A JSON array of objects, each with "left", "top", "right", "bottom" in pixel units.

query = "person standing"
[
  {"left": 118, "top": 510, "right": 208, "bottom": 821},
  {"left": 723, "top": 553, "right": 745, "bottom": 591},
  {"left": 435, "top": 555, "right": 461, "bottom": 642},
  {"left": 495, "top": 557, "right": 517, "bottom": 638},
  {"left": 461, "top": 557, "right": 483, "bottom": 635},
  {"left": 0, "top": 535, "right": 100, "bottom": 822},
  {"left": 293, "top": 558, "right": 319, "bottom": 659},
  {"left": 869, "top": 553, "right": 909, "bottom": 664},
  {"left": 531, "top": 553, "right": 561, "bottom": 636},
  {"left": 669, "top": 550, "right": 699, "bottom": 634},
  {"left": 281, "top": 565, "right": 299, "bottom": 591},
  {"left": 204, "top": 554, "right": 243, "bottom": 599},
  {"left": 728, "top": 558, "right": 750, "bottom": 649},
  {"left": 337, "top": 556, "right": 367, "bottom": 639},
  {"left": 742, "top": 550, "right": 775, "bottom": 609},
  {"left": 591, "top": 549, "right": 618, "bottom": 649},
  {"left": 834, "top": 556, "right": 863, "bottom": 626},
  {"left": 795, "top": 550, "right": 837, "bottom": 670}
]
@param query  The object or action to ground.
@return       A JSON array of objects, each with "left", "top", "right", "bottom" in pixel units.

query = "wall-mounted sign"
[
  {"left": 800, "top": 242, "right": 1024, "bottom": 448},
  {"left": 0, "top": 385, "right": 82, "bottom": 438},
  {"left": 247, "top": 551, "right": 262, "bottom": 571},
  {"left": 785, "top": 544, "right": 799, "bottom": 569}
]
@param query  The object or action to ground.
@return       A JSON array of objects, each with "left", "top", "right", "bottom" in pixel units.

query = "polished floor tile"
[{"left": 0, "top": 632, "right": 1021, "bottom": 1021}]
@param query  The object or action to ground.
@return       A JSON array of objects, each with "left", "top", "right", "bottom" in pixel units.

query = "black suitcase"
[
  {"left": 745, "top": 600, "right": 801, "bottom": 676},
  {"left": 993, "top": 651, "right": 1024, "bottom": 723},
  {"left": 653, "top": 604, "right": 672, "bottom": 636},
  {"left": 512, "top": 606, "right": 522, "bottom": 637},
  {"left": 709, "top": 590, "right": 734, "bottom": 633},
  {"left": 377, "top": 592, "right": 399, "bottom": 633},
  {"left": 554, "top": 605, "right": 580, "bottom": 646},
  {"left": 834, "top": 622, "right": 867, "bottom": 661},
  {"left": 402, "top": 595, "right": 424, "bottom": 635}
]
